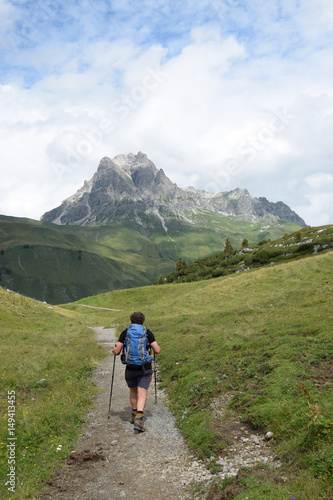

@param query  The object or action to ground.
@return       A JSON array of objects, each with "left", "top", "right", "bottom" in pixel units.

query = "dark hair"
[{"left": 130, "top": 311, "right": 145, "bottom": 325}]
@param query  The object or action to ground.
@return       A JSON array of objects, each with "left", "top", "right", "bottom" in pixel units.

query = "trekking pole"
[
  {"left": 154, "top": 351, "right": 157, "bottom": 404},
  {"left": 107, "top": 350, "right": 116, "bottom": 419}
]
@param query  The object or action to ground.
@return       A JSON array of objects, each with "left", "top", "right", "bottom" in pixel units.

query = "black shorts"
[{"left": 125, "top": 369, "right": 153, "bottom": 389}]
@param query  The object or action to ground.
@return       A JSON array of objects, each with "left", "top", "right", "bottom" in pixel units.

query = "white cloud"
[
  {"left": 279, "top": 172, "right": 333, "bottom": 227},
  {"left": 0, "top": 0, "right": 332, "bottom": 225},
  {"left": 295, "top": 192, "right": 333, "bottom": 227},
  {"left": 305, "top": 173, "right": 333, "bottom": 191}
]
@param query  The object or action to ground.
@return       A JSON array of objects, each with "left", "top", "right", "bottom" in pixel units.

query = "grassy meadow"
[
  {"left": 0, "top": 213, "right": 301, "bottom": 304},
  {"left": 0, "top": 219, "right": 174, "bottom": 303},
  {"left": 0, "top": 246, "right": 332, "bottom": 499},
  {"left": 0, "top": 288, "right": 110, "bottom": 499},
  {"left": 74, "top": 248, "right": 333, "bottom": 499},
  {"left": 157, "top": 224, "right": 333, "bottom": 284}
]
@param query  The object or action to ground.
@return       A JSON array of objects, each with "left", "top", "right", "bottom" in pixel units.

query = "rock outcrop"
[{"left": 41, "top": 152, "right": 307, "bottom": 231}]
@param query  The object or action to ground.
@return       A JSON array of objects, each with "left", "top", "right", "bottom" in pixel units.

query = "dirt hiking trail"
[{"left": 40, "top": 327, "right": 211, "bottom": 500}]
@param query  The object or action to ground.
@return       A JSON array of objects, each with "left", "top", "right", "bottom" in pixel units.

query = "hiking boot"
[
  {"left": 134, "top": 417, "right": 146, "bottom": 432},
  {"left": 130, "top": 413, "right": 136, "bottom": 424}
]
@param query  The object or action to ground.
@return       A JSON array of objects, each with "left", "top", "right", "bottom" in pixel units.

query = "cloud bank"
[{"left": 0, "top": 0, "right": 332, "bottom": 226}]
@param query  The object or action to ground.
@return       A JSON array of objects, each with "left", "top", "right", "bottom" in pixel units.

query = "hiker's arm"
[
  {"left": 112, "top": 329, "right": 126, "bottom": 355},
  {"left": 147, "top": 329, "right": 160, "bottom": 354},
  {"left": 150, "top": 341, "right": 160, "bottom": 354},
  {"left": 112, "top": 342, "right": 123, "bottom": 355}
]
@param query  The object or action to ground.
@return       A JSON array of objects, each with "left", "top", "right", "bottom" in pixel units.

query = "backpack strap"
[
  {"left": 137, "top": 326, "right": 148, "bottom": 364},
  {"left": 120, "top": 326, "right": 130, "bottom": 365}
]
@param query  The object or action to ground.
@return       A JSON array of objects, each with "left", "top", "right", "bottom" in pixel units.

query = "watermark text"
[{"left": 6, "top": 390, "right": 16, "bottom": 494}]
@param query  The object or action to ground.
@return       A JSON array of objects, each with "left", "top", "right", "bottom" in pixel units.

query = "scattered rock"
[
  {"left": 250, "top": 435, "right": 260, "bottom": 445},
  {"left": 216, "top": 459, "right": 228, "bottom": 467},
  {"left": 37, "top": 379, "right": 48, "bottom": 386},
  {"left": 238, "top": 248, "right": 254, "bottom": 255},
  {"left": 210, "top": 397, "right": 281, "bottom": 482},
  {"left": 265, "top": 431, "right": 274, "bottom": 441},
  {"left": 274, "top": 475, "right": 288, "bottom": 484}
]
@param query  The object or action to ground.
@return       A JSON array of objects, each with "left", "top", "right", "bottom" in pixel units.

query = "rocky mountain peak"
[
  {"left": 95, "top": 153, "right": 172, "bottom": 192},
  {"left": 226, "top": 188, "right": 250, "bottom": 199},
  {"left": 41, "top": 152, "right": 307, "bottom": 230}
]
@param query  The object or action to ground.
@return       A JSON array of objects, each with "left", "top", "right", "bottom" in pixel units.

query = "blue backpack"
[{"left": 121, "top": 324, "right": 152, "bottom": 367}]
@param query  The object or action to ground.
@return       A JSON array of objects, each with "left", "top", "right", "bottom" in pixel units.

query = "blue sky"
[{"left": 0, "top": 0, "right": 333, "bottom": 225}]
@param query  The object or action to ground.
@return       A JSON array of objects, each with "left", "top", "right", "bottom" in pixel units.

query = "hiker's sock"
[
  {"left": 132, "top": 408, "right": 137, "bottom": 417},
  {"left": 136, "top": 411, "right": 144, "bottom": 419}
]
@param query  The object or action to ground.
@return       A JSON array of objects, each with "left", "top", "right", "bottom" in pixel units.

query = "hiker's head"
[{"left": 130, "top": 311, "right": 145, "bottom": 325}]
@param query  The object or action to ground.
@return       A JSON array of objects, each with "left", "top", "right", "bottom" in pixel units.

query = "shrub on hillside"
[
  {"left": 294, "top": 243, "right": 314, "bottom": 253},
  {"left": 228, "top": 255, "right": 242, "bottom": 266},
  {"left": 212, "top": 268, "right": 225, "bottom": 278},
  {"left": 244, "top": 254, "right": 254, "bottom": 266},
  {"left": 252, "top": 249, "right": 269, "bottom": 263}
]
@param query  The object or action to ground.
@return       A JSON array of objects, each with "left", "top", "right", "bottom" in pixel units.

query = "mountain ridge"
[
  {"left": 41, "top": 152, "right": 307, "bottom": 230},
  {"left": 0, "top": 153, "right": 307, "bottom": 303}
]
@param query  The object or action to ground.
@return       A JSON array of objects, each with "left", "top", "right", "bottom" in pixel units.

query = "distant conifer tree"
[
  {"left": 224, "top": 238, "right": 234, "bottom": 254},
  {"left": 295, "top": 231, "right": 302, "bottom": 242},
  {"left": 176, "top": 257, "right": 188, "bottom": 272},
  {"left": 241, "top": 238, "right": 249, "bottom": 249},
  {"left": 175, "top": 257, "right": 183, "bottom": 272}
]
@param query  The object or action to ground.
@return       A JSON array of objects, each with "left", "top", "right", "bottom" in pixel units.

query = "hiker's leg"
[
  {"left": 137, "top": 386, "right": 148, "bottom": 412},
  {"left": 136, "top": 371, "right": 152, "bottom": 412},
  {"left": 129, "top": 386, "right": 138, "bottom": 409}
]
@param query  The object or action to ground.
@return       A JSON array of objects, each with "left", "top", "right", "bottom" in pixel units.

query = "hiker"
[{"left": 112, "top": 311, "right": 160, "bottom": 432}]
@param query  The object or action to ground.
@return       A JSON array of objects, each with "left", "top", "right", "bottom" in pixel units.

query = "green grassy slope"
[
  {"left": 0, "top": 245, "right": 167, "bottom": 303},
  {"left": 0, "top": 219, "right": 174, "bottom": 303},
  {"left": 0, "top": 287, "right": 109, "bottom": 499},
  {"left": 1, "top": 249, "right": 332, "bottom": 498},
  {"left": 157, "top": 224, "right": 333, "bottom": 284},
  {"left": 149, "top": 213, "right": 301, "bottom": 262},
  {"left": 179, "top": 209, "right": 302, "bottom": 246},
  {"left": 0, "top": 214, "right": 302, "bottom": 304},
  {"left": 72, "top": 249, "right": 333, "bottom": 499}
]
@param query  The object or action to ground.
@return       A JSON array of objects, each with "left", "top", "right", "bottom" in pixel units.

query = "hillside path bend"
[{"left": 39, "top": 327, "right": 209, "bottom": 500}]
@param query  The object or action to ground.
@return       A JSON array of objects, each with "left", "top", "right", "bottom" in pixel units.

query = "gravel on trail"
[{"left": 39, "top": 327, "right": 212, "bottom": 500}]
